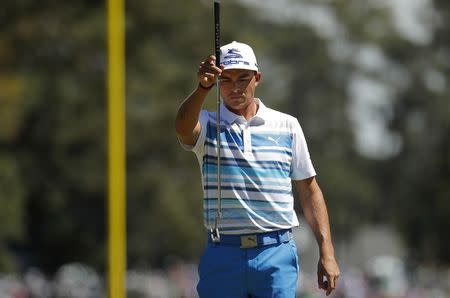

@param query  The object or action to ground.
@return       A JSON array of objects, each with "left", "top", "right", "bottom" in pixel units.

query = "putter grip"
[{"left": 214, "top": 0, "right": 220, "bottom": 68}]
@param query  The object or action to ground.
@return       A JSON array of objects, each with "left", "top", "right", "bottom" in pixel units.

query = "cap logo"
[
  {"left": 224, "top": 48, "right": 243, "bottom": 59},
  {"left": 222, "top": 60, "right": 250, "bottom": 66}
]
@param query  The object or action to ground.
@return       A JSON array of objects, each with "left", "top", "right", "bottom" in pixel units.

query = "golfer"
[{"left": 175, "top": 41, "right": 340, "bottom": 297}]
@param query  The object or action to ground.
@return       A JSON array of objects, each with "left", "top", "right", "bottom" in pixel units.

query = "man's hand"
[
  {"left": 197, "top": 55, "right": 223, "bottom": 88},
  {"left": 317, "top": 255, "right": 340, "bottom": 296}
]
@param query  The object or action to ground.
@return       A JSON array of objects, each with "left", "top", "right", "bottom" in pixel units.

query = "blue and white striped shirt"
[{"left": 181, "top": 99, "right": 316, "bottom": 234}]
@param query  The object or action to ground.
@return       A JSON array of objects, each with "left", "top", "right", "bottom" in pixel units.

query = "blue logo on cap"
[{"left": 224, "top": 48, "right": 243, "bottom": 59}]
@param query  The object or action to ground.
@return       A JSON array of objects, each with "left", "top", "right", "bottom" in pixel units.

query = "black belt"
[{"left": 207, "top": 229, "right": 293, "bottom": 248}]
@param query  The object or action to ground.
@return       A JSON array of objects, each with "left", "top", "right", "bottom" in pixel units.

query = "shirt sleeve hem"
[
  {"left": 177, "top": 137, "right": 195, "bottom": 151},
  {"left": 291, "top": 171, "right": 317, "bottom": 181}
]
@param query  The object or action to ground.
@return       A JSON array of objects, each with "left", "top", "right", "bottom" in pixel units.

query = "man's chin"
[
  {"left": 226, "top": 97, "right": 246, "bottom": 106},
  {"left": 227, "top": 103, "right": 245, "bottom": 112}
]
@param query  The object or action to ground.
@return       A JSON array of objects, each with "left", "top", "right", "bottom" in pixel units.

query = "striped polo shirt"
[{"left": 181, "top": 98, "right": 316, "bottom": 235}]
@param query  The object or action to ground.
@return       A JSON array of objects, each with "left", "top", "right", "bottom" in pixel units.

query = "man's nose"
[{"left": 231, "top": 81, "right": 241, "bottom": 91}]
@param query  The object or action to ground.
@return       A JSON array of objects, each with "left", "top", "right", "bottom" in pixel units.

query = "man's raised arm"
[{"left": 175, "top": 55, "right": 222, "bottom": 146}]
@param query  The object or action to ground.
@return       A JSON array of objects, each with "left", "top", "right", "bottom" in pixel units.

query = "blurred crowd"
[{"left": 0, "top": 258, "right": 449, "bottom": 298}]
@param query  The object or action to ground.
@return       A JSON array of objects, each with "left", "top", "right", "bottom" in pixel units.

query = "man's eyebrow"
[
  {"left": 220, "top": 72, "right": 253, "bottom": 79},
  {"left": 239, "top": 73, "right": 253, "bottom": 78}
]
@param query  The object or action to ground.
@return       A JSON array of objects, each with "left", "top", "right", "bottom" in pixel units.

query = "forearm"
[
  {"left": 304, "top": 191, "right": 334, "bottom": 256},
  {"left": 296, "top": 179, "right": 335, "bottom": 257},
  {"left": 175, "top": 84, "right": 209, "bottom": 137}
]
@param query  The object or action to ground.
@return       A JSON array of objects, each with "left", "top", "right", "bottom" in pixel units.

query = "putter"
[{"left": 211, "top": 0, "right": 221, "bottom": 243}]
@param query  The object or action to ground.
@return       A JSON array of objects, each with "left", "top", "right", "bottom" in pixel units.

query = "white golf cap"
[{"left": 220, "top": 41, "right": 259, "bottom": 71}]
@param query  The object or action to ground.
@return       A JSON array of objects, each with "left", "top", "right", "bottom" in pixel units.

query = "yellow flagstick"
[{"left": 107, "top": 0, "right": 126, "bottom": 297}]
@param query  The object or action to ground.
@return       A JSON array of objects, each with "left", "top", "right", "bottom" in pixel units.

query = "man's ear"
[{"left": 255, "top": 71, "right": 262, "bottom": 86}]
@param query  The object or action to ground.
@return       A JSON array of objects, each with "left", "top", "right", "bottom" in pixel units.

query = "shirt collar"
[{"left": 220, "top": 98, "right": 267, "bottom": 125}]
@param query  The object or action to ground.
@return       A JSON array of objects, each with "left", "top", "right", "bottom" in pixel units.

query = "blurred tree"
[
  {"left": 385, "top": 0, "right": 450, "bottom": 264},
  {"left": 1, "top": 1, "right": 106, "bottom": 273},
  {"left": 0, "top": 155, "right": 25, "bottom": 271}
]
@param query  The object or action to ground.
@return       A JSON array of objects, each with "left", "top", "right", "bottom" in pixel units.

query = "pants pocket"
[{"left": 287, "top": 240, "right": 300, "bottom": 274}]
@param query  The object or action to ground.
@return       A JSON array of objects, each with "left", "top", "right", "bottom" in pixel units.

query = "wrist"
[
  {"left": 319, "top": 242, "right": 335, "bottom": 257},
  {"left": 198, "top": 82, "right": 214, "bottom": 91}
]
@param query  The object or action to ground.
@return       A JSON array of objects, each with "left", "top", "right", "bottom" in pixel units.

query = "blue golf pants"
[{"left": 197, "top": 230, "right": 300, "bottom": 298}]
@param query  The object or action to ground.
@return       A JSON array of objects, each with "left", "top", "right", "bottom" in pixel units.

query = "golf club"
[{"left": 211, "top": 0, "right": 222, "bottom": 243}]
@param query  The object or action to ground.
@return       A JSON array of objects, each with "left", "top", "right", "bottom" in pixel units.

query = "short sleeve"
[
  {"left": 290, "top": 118, "right": 316, "bottom": 180},
  {"left": 178, "top": 110, "right": 209, "bottom": 158}
]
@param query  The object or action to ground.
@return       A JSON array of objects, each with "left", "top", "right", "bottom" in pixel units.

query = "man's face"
[{"left": 219, "top": 69, "right": 261, "bottom": 112}]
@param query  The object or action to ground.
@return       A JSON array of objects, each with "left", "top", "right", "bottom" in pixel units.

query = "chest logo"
[{"left": 267, "top": 136, "right": 281, "bottom": 145}]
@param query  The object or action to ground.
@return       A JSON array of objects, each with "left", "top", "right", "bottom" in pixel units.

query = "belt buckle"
[{"left": 240, "top": 235, "right": 258, "bottom": 248}]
